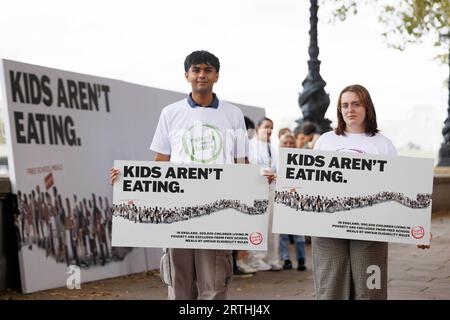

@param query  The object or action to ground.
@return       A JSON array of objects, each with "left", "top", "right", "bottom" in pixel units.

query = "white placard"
[
  {"left": 112, "top": 160, "right": 269, "bottom": 250},
  {"left": 273, "top": 148, "right": 433, "bottom": 245}
]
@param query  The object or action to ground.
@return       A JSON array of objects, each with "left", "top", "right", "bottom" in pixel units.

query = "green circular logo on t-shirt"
[{"left": 182, "top": 124, "right": 223, "bottom": 163}]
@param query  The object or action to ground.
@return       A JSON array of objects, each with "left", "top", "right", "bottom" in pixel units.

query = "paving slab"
[{"left": 1, "top": 212, "right": 449, "bottom": 300}]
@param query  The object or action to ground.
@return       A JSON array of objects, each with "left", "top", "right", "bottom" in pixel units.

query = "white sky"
[{"left": 0, "top": 0, "right": 448, "bottom": 156}]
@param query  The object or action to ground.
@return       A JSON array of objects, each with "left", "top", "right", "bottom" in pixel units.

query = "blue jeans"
[{"left": 279, "top": 234, "right": 305, "bottom": 261}]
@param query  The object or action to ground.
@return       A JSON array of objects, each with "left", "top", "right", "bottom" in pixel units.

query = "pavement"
[{"left": 1, "top": 211, "right": 449, "bottom": 300}]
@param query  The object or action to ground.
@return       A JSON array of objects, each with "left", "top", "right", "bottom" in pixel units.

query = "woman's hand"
[
  {"left": 261, "top": 168, "right": 276, "bottom": 184},
  {"left": 417, "top": 232, "right": 432, "bottom": 250}
]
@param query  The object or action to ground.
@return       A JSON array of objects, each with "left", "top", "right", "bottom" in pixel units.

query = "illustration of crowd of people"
[
  {"left": 112, "top": 199, "right": 268, "bottom": 224},
  {"left": 274, "top": 191, "right": 432, "bottom": 213},
  {"left": 14, "top": 185, "right": 132, "bottom": 267}
]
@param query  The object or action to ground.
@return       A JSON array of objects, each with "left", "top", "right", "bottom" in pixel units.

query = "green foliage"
[{"left": 325, "top": 0, "right": 450, "bottom": 51}]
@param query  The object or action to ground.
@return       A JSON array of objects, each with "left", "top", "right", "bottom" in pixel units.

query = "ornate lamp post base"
[
  {"left": 437, "top": 32, "right": 450, "bottom": 167},
  {"left": 438, "top": 143, "right": 450, "bottom": 166},
  {"left": 297, "top": 0, "right": 331, "bottom": 134}
]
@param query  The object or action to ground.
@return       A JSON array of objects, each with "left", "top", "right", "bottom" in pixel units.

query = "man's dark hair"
[
  {"left": 294, "top": 121, "right": 317, "bottom": 137},
  {"left": 244, "top": 116, "right": 255, "bottom": 131},
  {"left": 184, "top": 50, "right": 220, "bottom": 72}
]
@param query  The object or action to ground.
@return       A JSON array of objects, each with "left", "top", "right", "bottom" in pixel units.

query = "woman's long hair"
[{"left": 335, "top": 84, "right": 379, "bottom": 136}]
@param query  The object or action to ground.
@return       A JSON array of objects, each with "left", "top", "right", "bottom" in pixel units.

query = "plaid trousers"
[{"left": 311, "top": 237, "right": 388, "bottom": 300}]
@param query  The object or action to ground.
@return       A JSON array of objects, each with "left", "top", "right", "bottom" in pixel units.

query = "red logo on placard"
[
  {"left": 411, "top": 226, "right": 425, "bottom": 239},
  {"left": 249, "top": 232, "right": 263, "bottom": 245}
]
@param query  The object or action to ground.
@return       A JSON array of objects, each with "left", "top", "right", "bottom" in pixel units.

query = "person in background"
[
  {"left": 247, "top": 117, "right": 282, "bottom": 271},
  {"left": 293, "top": 121, "right": 318, "bottom": 245},
  {"left": 278, "top": 127, "right": 292, "bottom": 139},
  {"left": 277, "top": 132, "right": 307, "bottom": 271},
  {"left": 293, "top": 121, "right": 317, "bottom": 149}
]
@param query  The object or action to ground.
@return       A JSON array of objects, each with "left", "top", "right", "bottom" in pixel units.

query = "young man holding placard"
[{"left": 111, "top": 50, "right": 249, "bottom": 299}]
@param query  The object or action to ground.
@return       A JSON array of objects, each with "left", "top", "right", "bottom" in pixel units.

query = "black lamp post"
[
  {"left": 296, "top": 0, "right": 332, "bottom": 134},
  {"left": 438, "top": 31, "right": 450, "bottom": 167}
]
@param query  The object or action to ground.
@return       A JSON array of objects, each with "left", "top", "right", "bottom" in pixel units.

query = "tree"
[
  {"left": 325, "top": 1, "right": 450, "bottom": 166},
  {"left": 325, "top": 0, "right": 449, "bottom": 64}
]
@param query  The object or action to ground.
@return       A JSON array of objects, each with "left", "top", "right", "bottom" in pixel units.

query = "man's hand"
[
  {"left": 110, "top": 153, "right": 169, "bottom": 186},
  {"left": 110, "top": 167, "right": 120, "bottom": 185}
]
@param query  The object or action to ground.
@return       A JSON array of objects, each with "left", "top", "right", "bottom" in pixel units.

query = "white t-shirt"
[
  {"left": 248, "top": 138, "right": 277, "bottom": 172},
  {"left": 314, "top": 131, "right": 397, "bottom": 156},
  {"left": 150, "top": 98, "right": 248, "bottom": 164}
]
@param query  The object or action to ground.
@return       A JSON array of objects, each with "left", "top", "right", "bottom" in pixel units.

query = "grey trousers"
[
  {"left": 311, "top": 237, "right": 388, "bottom": 300},
  {"left": 160, "top": 248, "right": 233, "bottom": 300}
]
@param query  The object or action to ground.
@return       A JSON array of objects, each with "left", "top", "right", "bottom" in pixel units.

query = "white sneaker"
[
  {"left": 249, "top": 259, "right": 272, "bottom": 271},
  {"left": 269, "top": 263, "right": 283, "bottom": 271},
  {"left": 236, "top": 260, "right": 258, "bottom": 273}
]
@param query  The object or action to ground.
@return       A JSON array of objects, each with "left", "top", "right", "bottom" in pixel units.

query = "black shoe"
[
  {"left": 283, "top": 259, "right": 292, "bottom": 270},
  {"left": 297, "top": 258, "right": 306, "bottom": 271},
  {"left": 233, "top": 267, "right": 254, "bottom": 278}
]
